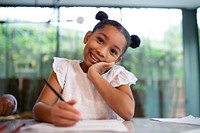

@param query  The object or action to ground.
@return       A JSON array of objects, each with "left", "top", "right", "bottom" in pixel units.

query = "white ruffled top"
[{"left": 53, "top": 57, "right": 137, "bottom": 120}]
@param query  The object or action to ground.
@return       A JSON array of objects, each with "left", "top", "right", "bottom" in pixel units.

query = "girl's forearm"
[{"left": 88, "top": 70, "right": 135, "bottom": 120}]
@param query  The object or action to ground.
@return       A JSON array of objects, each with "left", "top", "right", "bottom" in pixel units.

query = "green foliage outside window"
[{"left": 0, "top": 9, "right": 185, "bottom": 117}]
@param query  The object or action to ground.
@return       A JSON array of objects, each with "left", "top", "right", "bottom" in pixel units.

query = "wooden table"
[{"left": 0, "top": 118, "right": 199, "bottom": 133}]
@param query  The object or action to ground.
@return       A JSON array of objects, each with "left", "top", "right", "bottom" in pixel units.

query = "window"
[{"left": 0, "top": 7, "right": 184, "bottom": 117}]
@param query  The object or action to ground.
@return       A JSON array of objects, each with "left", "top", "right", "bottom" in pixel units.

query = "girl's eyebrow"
[
  {"left": 98, "top": 32, "right": 108, "bottom": 39},
  {"left": 113, "top": 45, "right": 122, "bottom": 53},
  {"left": 98, "top": 33, "right": 122, "bottom": 53}
]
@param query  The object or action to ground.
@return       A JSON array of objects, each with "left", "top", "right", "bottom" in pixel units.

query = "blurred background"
[{"left": 0, "top": 0, "right": 199, "bottom": 119}]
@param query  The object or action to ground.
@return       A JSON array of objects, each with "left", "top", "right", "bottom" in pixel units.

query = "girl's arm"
[
  {"left": 32, "top": 71, "right": 61, "bottom": 122},
  {"left": 32, "top": 71, "right": 81, "bottom": 126},
  {"left": 87, "top": 62, "right": 135, "bottom": 120}
]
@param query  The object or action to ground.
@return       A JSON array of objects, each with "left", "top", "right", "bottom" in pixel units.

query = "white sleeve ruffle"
[
  {"left": 103, "top": 65, "right": 137, "bottom": 87},
  {"left": 52, "top": 57, "right": 68, "bottom": 89}
]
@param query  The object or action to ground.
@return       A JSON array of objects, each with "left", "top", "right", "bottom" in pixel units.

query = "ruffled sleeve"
[
  {"left": 52, "top": 57, "right": 68, "bottom": 89},
  {"left": 103, "top": 65, "right": 137, "bottom": 87}
]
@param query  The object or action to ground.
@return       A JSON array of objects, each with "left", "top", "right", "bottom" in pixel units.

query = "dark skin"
[{"left": 0, "top": 94, "right": 15, "bottom": 116}]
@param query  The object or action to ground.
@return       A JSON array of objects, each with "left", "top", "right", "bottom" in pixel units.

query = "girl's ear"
[{"left": 83, "top": 31, "right": 92, "bottom": 44}]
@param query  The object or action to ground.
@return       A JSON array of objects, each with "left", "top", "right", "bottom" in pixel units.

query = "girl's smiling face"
[{"left": 81, "top": 25, "right": 127, "bottom": 72}]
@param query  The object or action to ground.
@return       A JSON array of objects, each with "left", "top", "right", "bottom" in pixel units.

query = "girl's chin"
[{"left": 83, "top": 59, "right": 98, "bottom": 67}]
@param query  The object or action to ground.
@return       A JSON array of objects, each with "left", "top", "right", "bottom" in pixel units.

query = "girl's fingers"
[
  {"left": 51, "top": 107, "right": 81, "bottom": 127},
  {"left": 51, "top": 100, "right": 81, "bottom": 126},
  {"left": 66, "top": 99, "right": 77, "bottom": 105},
  {"left": 103, "top": 62, "right": 115, "bottom": 69},
  {"left": 58, "top": 100, "right": 81, "bottom": 115},
  {"left": 88, "top": 62, "right": 115, "bottom": 75},
  {"left": 52, "top": 109, "right": 79, "bottom": 127},
  {"left": 53, "top": 116, "right": 78, "bottom": 127},
  {"left": 55, "top": 110, "right": 81, "bottom": 121}
]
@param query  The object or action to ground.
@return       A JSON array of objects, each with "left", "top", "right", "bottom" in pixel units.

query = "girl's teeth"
[{"left": 91, "top": 54, "right": 99, "bottom": 63}]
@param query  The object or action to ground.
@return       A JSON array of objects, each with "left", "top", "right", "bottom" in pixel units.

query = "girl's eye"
[
  {"left": 97, "top": 37, "right": 104, "bottom": 44},
  {"left": 111, "top": 49, "right": 118, "bottom": 56}
]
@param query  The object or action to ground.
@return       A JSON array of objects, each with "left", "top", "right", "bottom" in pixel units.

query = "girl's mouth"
[{"left": 90, "top": 53, "right": 100, "bottom": 64}]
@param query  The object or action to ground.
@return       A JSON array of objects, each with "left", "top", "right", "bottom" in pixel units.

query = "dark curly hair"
[{"left": 92, "top": 11, "right": 141, "bottom": 55}]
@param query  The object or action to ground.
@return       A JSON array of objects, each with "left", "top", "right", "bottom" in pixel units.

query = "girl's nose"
[{"left": 97, "top": 47, "right": 107, "bottom": 58}]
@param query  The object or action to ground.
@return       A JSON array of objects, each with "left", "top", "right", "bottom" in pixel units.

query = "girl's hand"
[
  {"left": 51, "top": 99, "right": 81, "bottom": 127},
  {"left": 88, "top": 62, "right": 115, "bottom": 75}
]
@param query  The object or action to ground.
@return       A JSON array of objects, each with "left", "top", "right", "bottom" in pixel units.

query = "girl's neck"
[{"left": 80, "top": 62, "right": 88, "bottom": 73}]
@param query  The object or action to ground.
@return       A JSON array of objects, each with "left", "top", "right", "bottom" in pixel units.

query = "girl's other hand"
[
  {"left": 88, "top": 62, "right": 115, "bottom": 75},
  {"left": 51, "top": 99, "right": 81, "bottom": 127}
]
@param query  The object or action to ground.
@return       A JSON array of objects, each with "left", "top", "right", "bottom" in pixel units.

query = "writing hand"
[{"left": 51, "top": 99, "right": 81, "bottom": 127}]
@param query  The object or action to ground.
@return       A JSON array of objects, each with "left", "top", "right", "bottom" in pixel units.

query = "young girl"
[{"left": 32, "top": 11, "right": 140, "bottom": 127}]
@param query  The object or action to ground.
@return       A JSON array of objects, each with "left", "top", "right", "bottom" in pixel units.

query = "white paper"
[
  {"left": 181, "top": 128, "right": 200, "bottom": 133},
  {"left": 151, "top": 115, "right": 200, "bottom": 126},
  {"left": 21, "top": 119, "right": 128, "bottom": 132}
]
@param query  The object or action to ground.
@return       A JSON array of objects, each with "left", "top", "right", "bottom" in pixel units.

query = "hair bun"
[
  {"left": 130, "top": 35, "right": 141, "bottom": 48},
  {"left": 95, "top": 11, "right": 108, "bottom": 21}
]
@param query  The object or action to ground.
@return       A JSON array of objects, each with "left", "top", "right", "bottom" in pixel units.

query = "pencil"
[{"left": 43, "top": 79, "right": 65, "bottom": 101}]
